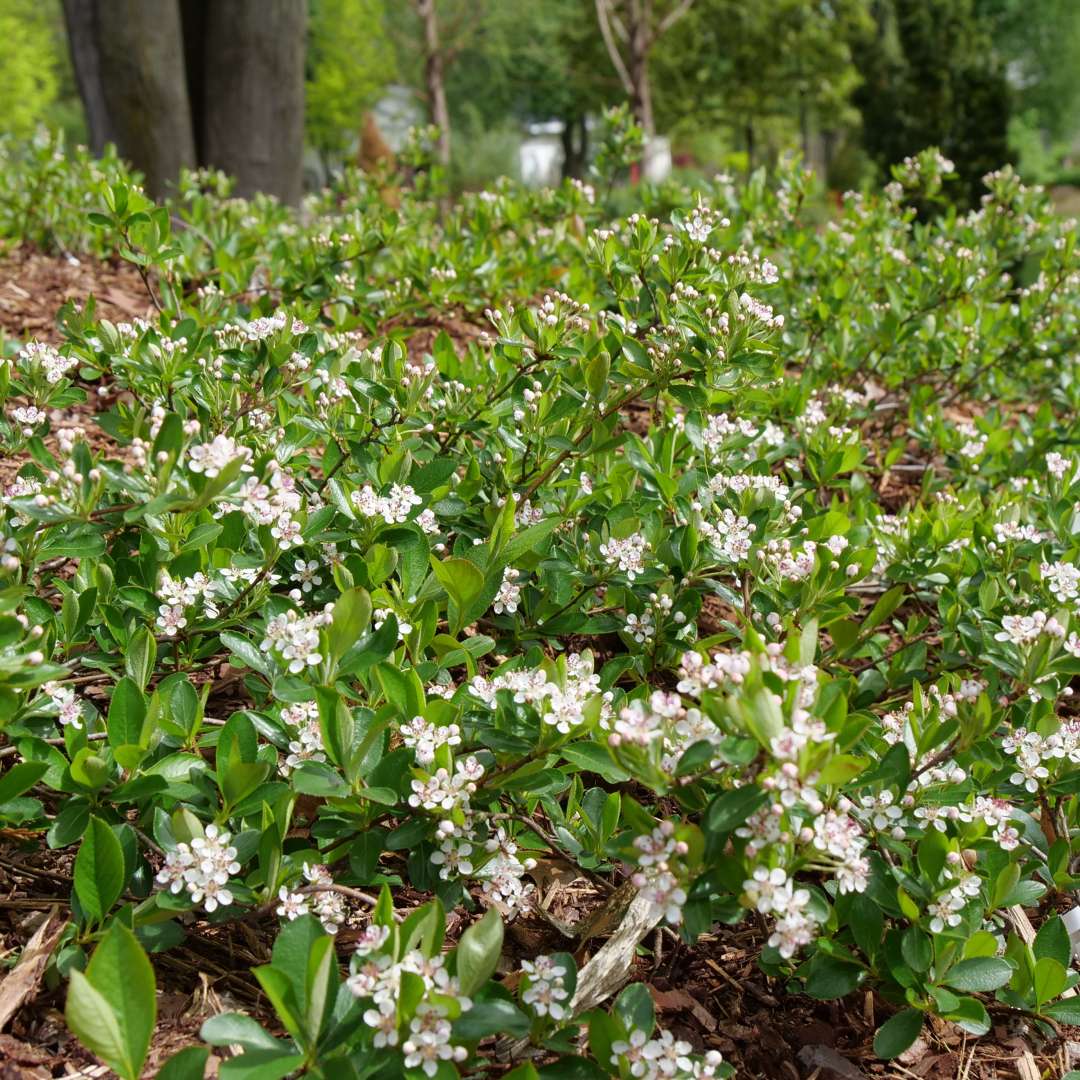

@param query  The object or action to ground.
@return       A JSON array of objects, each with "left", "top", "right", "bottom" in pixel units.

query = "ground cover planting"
[{"left": 4, "top": 126, "right": 1080, "bottom": 1077}]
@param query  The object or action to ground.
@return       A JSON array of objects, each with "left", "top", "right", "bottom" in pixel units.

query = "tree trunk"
[
  {"left": 416, "top": 0, "right": 451, "bottom": 169},
  {"left": 627, "top": 3, "right": 654, "bottom": 136},
  {"left": 61, "top": 0, "right": 115, "bottom": 155},
  {"left": 560, "top": 114, "right": 588, "bottom": 180},
  {"left": 87, "top": 0, "right": 196, "bottom": 196},
  {"left": 199, "top": 0, "right": 307, "bottom": 204},
  {"left": 179, "top": 0, "right": 208, "bottom": 166}
]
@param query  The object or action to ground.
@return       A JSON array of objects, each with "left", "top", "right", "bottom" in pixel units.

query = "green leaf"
[
  {"left": 802, "top": 954, "right": 863, "bottom": 1000},
  {"left": 943, "top": 957, "right": 1014, "bottom": 992},
  {"left": 455, "top": 908, "right": 504, "bottom": 996},
  {"left": 304, "top": 934, "right": 339, "bottom": 1045},
  {"left": 66, "top": 923, "right": 156, "bottom": 1080},
  {"left": 253, "top": 965, "right": 306, "bottom": 1047},
  {"left": 703, "top": 785, "right": 768, "bottom": 836},
  {"left": 453, "top": 998, "right": 531, "bottom": 1040},
  {"left": 1034, "top": 914, "right": 1071, "bottom": 968},
  {"left": 218, "top": 1051, "right": 306, "bottom": 1080},
  {"left": 157, "top": 1047, "right": 211, "bottom": 1080},
  {"left": 74, "top": 817, "right": 126, "bottom": 924},
  {"left": 327, "top": 587, "right": 372, "bottom": 662},
  {"left": 1034, "top": 956, "right": 1068, "bottom": 1005},
  {"left": 219, "top": 632, "right": 274, "bottom": 678},
  {"left": 66, "top": 971, "right": 131, "bottom": 1078},
  {"left": 901, "top": 927, "right": 932, "bottom": 973},
  {"left": 107, "top": 677, "right": 146, "bottom": 749},
  {"left": 873, "top": 1008, "right": 924, "bottom": 1060},
  {"left": 561, "top": 743, "right": 630, "bottom": 783},
  {"left": 614, "top": 982, "right": 655, "bottom": 1034},
  {"left": 1044, "top": 998, "right": 1080, "bottom": 1025},
  {"left": 430, "top": 556, "right": 484, "bottom": 631},
  {"left": 0, "top": 760, "right": 48, "bottom": 805},
  {"left": 943, "top": 995, "right": 990, "bottom": 1036},
  {"left": 124, "top": 628, "right": 157, "bottom": 692},
  {"left": 316, "top": 686, "right": 355, "bottom": 772},
  {"left": 200, "top": 1013, "right": 288, "bottom": 1053}
]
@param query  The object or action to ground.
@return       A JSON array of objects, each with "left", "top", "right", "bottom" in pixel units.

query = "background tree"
[
  {"left": 62, "top": 0, "right": 306, "bottom": 201},
  {"left": 593, "top": 0, "right": 695, "bottom": 137},
  {"left": 853, "top": 0, "right": 1011, "bottom": 203},
  {"left": 306, "top": 0, "right": 396, "bottom": 168},
  {"left": 437, "top": 0, "right": 614, "bottom": 179},
  {"left": 0, "top": 0, "right": 65, "bottom": 139}
]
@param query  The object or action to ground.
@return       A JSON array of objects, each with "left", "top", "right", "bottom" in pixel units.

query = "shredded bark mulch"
[{"left": 0, "top": 244, "right": 153, "bottom": 346}]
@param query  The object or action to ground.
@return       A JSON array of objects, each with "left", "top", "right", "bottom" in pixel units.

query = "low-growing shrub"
[{"left": 3, "top": 132, "right": 1080, "bottom": 1075}]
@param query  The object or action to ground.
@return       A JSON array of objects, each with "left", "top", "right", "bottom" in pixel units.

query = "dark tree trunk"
[
  {"left": 93, "top": 0, "right": 196, "bottom": 198},
  {"left": 61, "top": 0, "right": 115, "bottom": 155},
  {"left": 199, "top": 0, "right": 307, "bottom": 204},
  {"left": 560, "top": 114, "right": 588, "bottom": 180},
  {"left": 179, "top": 0, "right": 209, "bottom": 165}
]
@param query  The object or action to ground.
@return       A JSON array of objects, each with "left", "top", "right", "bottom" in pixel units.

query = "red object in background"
[{"left": 630, "top": 161, "right": 641, "bottom": 184}]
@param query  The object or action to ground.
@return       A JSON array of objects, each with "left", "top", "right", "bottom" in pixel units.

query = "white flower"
[
  {"left": 401, "top": 1005, "right": 466, "bottom": 1077},
  {"left": 599, "top": 532, "right": 650, "bottom": 580},
  {"left": 276, "top": 887, "right": 308, "bottom": 920},
  {"left": 521, "top": 955, "right": 570, "bottom": 1019},
  {"left": 187, "top": 434, "right": 253, "bottom": 478},
  {"left": 493, "top": 566, "right": 522, "bottom": 614}
]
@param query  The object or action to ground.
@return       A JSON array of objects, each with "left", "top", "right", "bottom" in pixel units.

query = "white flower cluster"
[
  {"left": 280, "top": 701, "right": 325, "bottom": 773},
  {"left": 155, "top": 824, "right": 240, "bottom": 912},
  {"left": 995, "top": 610, "right": 1066, "bottom": 647},
  {"left": 1041, "top": 560, "right": 1080, "bottom": 604},
  {"left": 701, "top": 412, "right": 758, "bottom": 452},
  {"left": 492, "top": 567, "right": 522, "bottom": 615},
  {"left": 927, "top": 857, "right": 982, "bottom": 933},
  {"left": 237, "top": 463, "right": 306, "bottom": 549},
  {"left": 260, "top": 604, "right": 335, "bottom": 674},
  {"left": 599, "top": 532, "right": 650, "bottom": 581},
  {"left": 698, "top": 507, "right": 756, "bottom": 562},
  {"left": 1001, "top": 724, "right": 1080, "bottom": 792},
  {"left": 470, "top": 652, "right": 608, "bottom": 734},
  {"left": 187, "top": 434, "right": 253, "bottom": 479},
  {"left": 9, "top": 405, "right": 46, "bottom": 436},
  {"left": 681, "top": 203, "right": 728, "bottom": 244},
  {"left": 520, "top": 955, "right": 570, "bottom": 1019},
  {"left": 20, "top": 341, "right": 77, "bottom": 384},
  {"left": 41, "top": 681, "right": 84, "bottom": 729},
  {"left": 612, "top": 1027, "right": 725, "bottom": 1080},
  {"left": 157, "top": 570, "right": 224, "bottom": 630},
  {"left": 631, "top": 821, "right": 688, "bottom": 925},
  {"left": 810, "top": 809, "right": 870, "bottom": 895},
  {"left": 408, "top": 756, "right": 484, "bottom": 813},
  {"left": 352, "top": 483, "right": 423, "bottom": 524},
  {"left": 276, "top": 863, "right": 346, "bottom": 933},
  {"left": 399, "top": 715, "right": 462, "bottom": 767},
  {"left": 743, "top": 867, "right": 817, "bottom": 959},
  {"left": 347, "top": 944, "right": 472, "bottom": 1074}
]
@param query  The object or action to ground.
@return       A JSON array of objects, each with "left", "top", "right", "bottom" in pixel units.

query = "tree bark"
[
  {"left": 627, "top": 2, "right": 655, "bottom": 136},
  {"left": 199, "top": 0, "right": 307, "bottom": 204},
  {"left": 416, "top": 0, "right": 451, "bottom": 169},
  {"left": 60, "top": 0, "right": 115, "bottom": 155},
  {"left": 79, "top": 0, "right": 197, "bottom": 196},
  {"left": 179, "top": 0, "right": 209, "bottom": 166}
]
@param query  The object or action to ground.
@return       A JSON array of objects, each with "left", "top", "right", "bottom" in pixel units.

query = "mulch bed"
[{"left": 0, "top": 244, "right": 153, "bottom": 345}]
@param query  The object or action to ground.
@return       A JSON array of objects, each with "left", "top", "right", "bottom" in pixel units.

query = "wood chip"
[{"left": 0, "top": 908, "right": 67, "bottom": 1030}]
